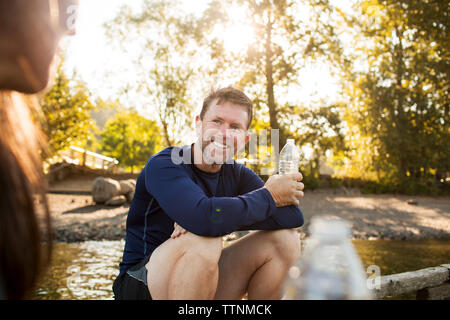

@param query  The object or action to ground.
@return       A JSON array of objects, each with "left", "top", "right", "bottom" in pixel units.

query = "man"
[{"left": 113, "top": 87, "right": 305, "bottom": 300}]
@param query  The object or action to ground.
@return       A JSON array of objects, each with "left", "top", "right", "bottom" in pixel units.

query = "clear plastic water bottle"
[
  {"left": 283, "top": 216, "right": 372, "bottom": 300},
  {"left": 279, "top": 139, "right": 300, "bottom": 175}
]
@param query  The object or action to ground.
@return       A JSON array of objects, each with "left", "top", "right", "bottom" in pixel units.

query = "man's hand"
[
  {"left": 263, "top": 173, "right": 304, "bottom": 207},
  {"left": 171, "top": 222, "right": 188, "bottom": 239}
]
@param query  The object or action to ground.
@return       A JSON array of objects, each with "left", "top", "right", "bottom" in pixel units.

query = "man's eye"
[
  {"left": 231, "top": 126, "right": 240, "bottom": 130},
  {"left": 213, "top": 120, "right": 221, "bottom": 124}
]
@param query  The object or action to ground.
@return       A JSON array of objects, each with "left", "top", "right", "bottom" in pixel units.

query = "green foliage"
[
  {"left": 336, "top": 0, "right": 449, "bottom": 194},
  {"left": 90, "top": 98, "right": 123, "bottom": 131},
  {"left": 100, "top": 111, "right": 161, "bottom": 172},
  {"left": 301, "top": 170, "right": 320, "bottom": 190},
  {"left": 320, "top": 176, "right": 449, "bottom": 196},
  {"left": 40, "top": 63, "right": 96, "bottom": 158},
  {"left": 286, "top": 102, "right": 346, "bottom": 171}
]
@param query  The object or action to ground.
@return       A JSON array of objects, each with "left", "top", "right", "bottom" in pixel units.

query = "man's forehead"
[{"left": 206, "top": 100, "right": 249, "bottom": 125}]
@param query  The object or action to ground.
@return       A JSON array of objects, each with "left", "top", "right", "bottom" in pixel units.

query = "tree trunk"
[
  {"left": 159, "top": 108, "right": 172, "bottom": 147},
  {"left": 265, "top": 19, "right": 279, "bottom": 130},
  {"left": 162, "top": 121, "right": 172, "bottom": 147},
  {"left": 264, "top": 17, "right": 284, "bottom": 164},
  {"left": 394, "top": 26, "right": 409, "bottom": 183}
]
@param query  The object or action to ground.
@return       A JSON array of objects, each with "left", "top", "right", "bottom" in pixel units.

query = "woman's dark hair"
[
  {"left": 0, "top": 92, "right": 52, "bottom": 299},
  {"left": 0, "top": 0, "right": 78, "bottom": 299}
]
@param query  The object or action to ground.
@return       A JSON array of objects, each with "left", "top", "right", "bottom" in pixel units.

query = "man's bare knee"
[
  {"left": 266, "top": 229, "right": 301, "bottom": 264},
  {"left": 147, "top": 232, "right": 223, "bottom": 299},
  {"left": 177, "top": 232, "right": 223, "bottom": 265}
]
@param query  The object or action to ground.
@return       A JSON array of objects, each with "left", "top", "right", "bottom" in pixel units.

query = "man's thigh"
[
  {"left": 145, "top": 232, "right": 221, "bottom": 299},
  {"left": 145, "top": 235, "right": 189, "bottom": 299},
  {"left": 214, "top": 230, "right": 286, "bottom": 300}
]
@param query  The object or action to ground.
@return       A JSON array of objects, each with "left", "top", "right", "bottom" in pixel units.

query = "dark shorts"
[{"left": 113, "top": 254, "right": 153, "bottom": 300}]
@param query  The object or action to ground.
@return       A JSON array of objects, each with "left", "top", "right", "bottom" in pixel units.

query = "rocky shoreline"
[
  {"left": 52, "top": 223, "right": 450, "bottom": 243},
  {"left": 44, "top": 192, "right": 450, "bottom": 243}
]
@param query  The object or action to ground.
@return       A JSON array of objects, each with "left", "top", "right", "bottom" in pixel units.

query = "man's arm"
[
  {"left": 236, "top": 164, "right": 304, "bottom": 231},
  {"left": 145, "top": 154, "right": 290, "bottom": 237}
]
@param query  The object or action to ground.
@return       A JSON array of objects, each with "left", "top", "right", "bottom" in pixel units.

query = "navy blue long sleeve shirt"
[{"left": 118, "top": 145, "right": 304, "bottom": 275}]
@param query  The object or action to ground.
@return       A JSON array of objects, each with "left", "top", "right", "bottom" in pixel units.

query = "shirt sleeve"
[
  {"left": 236, "top": 164, "right": 304, "bottom": 230},
  {"left": 145, "top": 154, "right": 281, "bottom": 237}
]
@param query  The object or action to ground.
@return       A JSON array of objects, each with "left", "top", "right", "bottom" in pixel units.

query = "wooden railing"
[
  {"left": 371, "top": 264, "right": 450, "bottom": 300},
  {"left": 45, "top": 146, "right": 119, "bottom": 172}
]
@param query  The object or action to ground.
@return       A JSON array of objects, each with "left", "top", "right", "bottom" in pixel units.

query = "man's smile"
[{"left": 211, "top": 140, "right": 231, "bottom": 151}]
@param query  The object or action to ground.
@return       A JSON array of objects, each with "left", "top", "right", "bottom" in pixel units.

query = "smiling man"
[{"left": 113, "top": 87, "right": 305, "bottom": 300}]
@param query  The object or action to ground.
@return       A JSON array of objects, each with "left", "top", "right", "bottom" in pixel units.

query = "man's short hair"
[{"left": 200, "top": 87, "right": 253, "bottom": 129}]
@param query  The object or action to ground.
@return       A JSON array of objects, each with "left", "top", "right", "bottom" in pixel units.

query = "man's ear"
[
  {"left": 244, "top": 135, "right": 250, "bottom": 144},
  {"left": 195, "top": 115, "right": 202, "bottom": 136},
  {"left": 244, "top": 131, "right": 250, "bottom": 144}
]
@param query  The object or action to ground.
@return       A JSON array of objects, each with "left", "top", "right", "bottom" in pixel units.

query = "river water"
[{"left": 33, "top": 239, "right": 450, "bottom": 300}]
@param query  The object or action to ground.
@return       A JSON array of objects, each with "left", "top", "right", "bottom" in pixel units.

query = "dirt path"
[
  {"left": 299, "top": 190, "right": 450, "bottom": 239},
  {"left": 44, "top": 190, "right": 450, "bottom": 242}
]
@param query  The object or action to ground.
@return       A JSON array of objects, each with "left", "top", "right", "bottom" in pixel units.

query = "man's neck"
[{"left": 192, "top": 142, "right": 223, "bottom": 173}]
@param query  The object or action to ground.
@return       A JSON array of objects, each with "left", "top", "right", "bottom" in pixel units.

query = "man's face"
[{"left": 196, "top": 100, "right": 250, "bottom": 165}]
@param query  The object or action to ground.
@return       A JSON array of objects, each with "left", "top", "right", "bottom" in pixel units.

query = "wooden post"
[
  {"left": 82, "top": 150, "right": 87, "bottom": 167},
  {"left": 416, "top": 265, "right": 450, "bottom": 300},
  {"left": 416, "top": 283, "right": 450, "bottom": 300},
  {"left": 371, "top": 265, "right": 450, "bottom": 299}
]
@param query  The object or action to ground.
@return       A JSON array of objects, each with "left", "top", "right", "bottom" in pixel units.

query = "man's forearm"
[{"left": 237, "top": 205, "right": 304, "bottom": 231}]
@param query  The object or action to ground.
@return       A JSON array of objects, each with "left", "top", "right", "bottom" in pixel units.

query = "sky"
[
  {"left": 63, "top": 0, "right": 147, "bottom": 103},
  {"left": 63, "top": 0, "right": 345, "bottom": 109},
  {"left": 62, "top": 0, "right": 216, "bottom": 122}
]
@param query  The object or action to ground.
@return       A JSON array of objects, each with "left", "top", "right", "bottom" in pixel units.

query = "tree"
[
  {"left": 199, "top": 0, "right": 349, "bottom": 150},
  {"left": 144, "top": 48, "right": 194, "bottom": 147},
  {"left": 90, "top": 98, "right": 123, "bottom": 131},
  {"left": 100, "top": 111, "right": 161, "bottom": 173},
  {"left": 288, "top": 102, "right": 345, "bottom": 178},
  {"left": 342, "top": 0, "right": 449, "bottom": 192},
  {"left": 40, "top": 62, "right": 96, "bottom": 159},
  {"left": 105, "top": 0, "right": 197, "bottom": 147}
]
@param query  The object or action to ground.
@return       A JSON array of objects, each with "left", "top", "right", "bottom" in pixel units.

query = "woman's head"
[
  {"left": 0, "top": 0, "right": 78, "bottom": 299},
  {"left": 0, "top": 0, "right": 78, "bottom": 93}
]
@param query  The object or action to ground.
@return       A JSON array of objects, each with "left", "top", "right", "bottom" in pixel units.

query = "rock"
[
  {"left": 126, "top": 179, "right": 136, "bottom": 188},
  {"left": 113, "top": 230, "right": 123, "bottom": 237},
  {"left": 92, "top": 177, "right": 121, "bottom": 204},
  {"left": 119, "top": 180, "right": 135, "bottom": 195},
  {"left": 407, "top": 199, "right": 418, "bottom": 205},
  {"left": 125, "top": 190, "right": 135, "bottom": 203},
  {"left": 118, "top": 179, "right": 136, "bottom": 202},
  {"left": 105, "top": 195, "right": 127, "bottom": 206}
]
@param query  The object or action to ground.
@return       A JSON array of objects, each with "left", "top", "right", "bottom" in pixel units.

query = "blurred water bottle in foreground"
[
  {"left": 284, "top": 216, "right": 372, "bottom": 300},
  {"left": 279, "top": 138, "right": 300, "bottom": 175}
]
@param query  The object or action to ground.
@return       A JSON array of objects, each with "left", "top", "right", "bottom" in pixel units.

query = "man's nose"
[
  {"left": 219, "top": 125, "right": 229, "bottom": 138},
  {"left": 223, "top": 128, "right": 239, "bottom": 144},
  {"left": 213, "top": 129, "right": 231, "bottom": 144}
]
